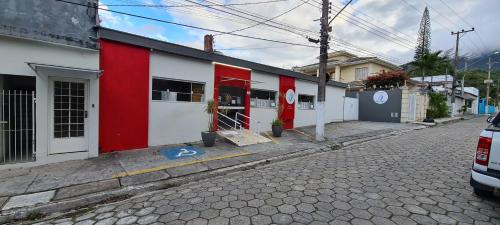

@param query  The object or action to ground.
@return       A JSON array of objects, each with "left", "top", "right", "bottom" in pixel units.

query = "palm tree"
[{"left": 410, "top": 51, "right": 453, "bottom": 78}]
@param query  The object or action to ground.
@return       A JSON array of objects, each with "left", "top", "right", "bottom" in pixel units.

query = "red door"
[{"left": 279, "top": 76, "right": 295, "bottom": 129}]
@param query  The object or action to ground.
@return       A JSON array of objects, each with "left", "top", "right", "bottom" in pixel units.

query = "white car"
[{"left": 471, "top": 115, "right": 500, "bottom": 197}]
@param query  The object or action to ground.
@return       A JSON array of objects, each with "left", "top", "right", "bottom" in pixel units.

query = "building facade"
[
  {"left": 0, "top": 0, "right": 100, "bottom": 168},
  {"left": 98, "top": 28, "right": 347, "bottom": 152},
  {"left": 293, "top": 51, "right": 401, "bottom": 83}
]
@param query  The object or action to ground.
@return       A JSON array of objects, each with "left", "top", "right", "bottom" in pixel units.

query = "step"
[{"left": 217, "top": 129, "right": 271, "bottom": 146}]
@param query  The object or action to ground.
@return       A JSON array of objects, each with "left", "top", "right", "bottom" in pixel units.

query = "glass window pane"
[{"left": 152, "top": 78, "right": 205, "bottom": 102}]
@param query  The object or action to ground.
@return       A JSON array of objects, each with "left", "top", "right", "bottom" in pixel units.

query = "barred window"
[
  {"left": 298, "top": 94, "right": 315, "bottom": 110},
  {"left": 250, "top": 89, "right": 277, "bottom": 108},
  {"left": 152, "top": 78, "right": 205, "bottom": 102}
]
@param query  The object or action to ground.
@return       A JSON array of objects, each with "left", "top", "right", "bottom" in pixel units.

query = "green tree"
[
  {"left": 410, "top": 51, "right": 453, "bottom": 77},
  {"left": 414, "top": 7, "right": 431, "bottom": 61}
]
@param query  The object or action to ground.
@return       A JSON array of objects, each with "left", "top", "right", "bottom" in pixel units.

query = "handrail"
[
  {"left": 235, "top": 112, "right": 261, "bottom": 134},
  {"left": 217, "top": 112, "right": 242, "bottom": 129}
]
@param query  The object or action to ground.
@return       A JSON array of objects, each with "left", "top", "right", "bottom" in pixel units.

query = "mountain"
[{"left": 458, "top": 53, "right": 500, "bottom": 71}]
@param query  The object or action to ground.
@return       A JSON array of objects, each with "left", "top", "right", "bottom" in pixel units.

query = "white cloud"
[{"left": 101, "top": 0, "right": 500, "bottom": 68}]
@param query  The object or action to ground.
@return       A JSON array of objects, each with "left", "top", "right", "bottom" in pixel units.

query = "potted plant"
[
  {"left": 271, "top": 103, "right": 284, "bottom": 137},
  {"left": 201, "top": 99, "right": 216, "bottom": 147},
  {"left": 272, "top": 118, "right": 283, "bottom": 137}
]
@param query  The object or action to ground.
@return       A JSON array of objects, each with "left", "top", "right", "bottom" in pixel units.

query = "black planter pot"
[
  {"left": 201, "top": 131, "right": 216, "bottom": 147},
  {"left": 272, "top": 125, "right": 283, "bottom": 137},
  {"left": 423, "top": 117, "right": 434, "bottom": 123}
]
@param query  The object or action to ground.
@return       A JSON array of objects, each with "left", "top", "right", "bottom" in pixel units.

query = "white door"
[{"left": 48, "top": 78, "right": 88, "bottom": 154}]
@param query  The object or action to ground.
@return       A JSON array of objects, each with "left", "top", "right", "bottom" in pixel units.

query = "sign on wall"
[
  {"left": 373, "top": 91, "right": 389, "bottom": 104},
  {"left": 0, "top": 0, "right": 98, "bottom": 49},
  {"left": 285, "top": 89, "right": 295, "bottom": 104}
]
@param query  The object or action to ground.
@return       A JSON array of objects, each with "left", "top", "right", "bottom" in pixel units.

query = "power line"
[
  {"left": 201, "top": 0, "right": 318, "bottom": 37},
  {"left": 328, "top": 1, "right": 416, "bottom": 45},
  {"left": 55, "top": 0, "right": 319, "bottom": 48},
  {"left": 180, "top": 0, "right": 311, "bottom": 38},
  {"left": 215, "top": 0, "right": 310, "bottom": 36},
  {"left": 107, "top": 0, "right": 288, "bottom": 7},
  {"left": 307, "top": 0, "right": 415, "bottom": 49},
  {"left": 437, "top": 0, "right": 489, "bottom": 53}
]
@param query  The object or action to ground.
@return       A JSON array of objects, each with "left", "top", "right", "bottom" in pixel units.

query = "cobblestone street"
[{"left": 31, "top": 118, "right": 500, "bottom": 225}]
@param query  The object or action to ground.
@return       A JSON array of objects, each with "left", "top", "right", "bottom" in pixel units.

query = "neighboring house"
[
  {"left": 293, "top": 50, "right": 401, "bottom": 83},
  {"left": 411, "top": 75, "right": 479, "bottom": 115},
  {"left": 0, "top": 0, "right": 100, "bottom": 168}
]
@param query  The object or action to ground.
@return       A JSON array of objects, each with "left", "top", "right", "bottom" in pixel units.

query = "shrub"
[
  {"left": 427, "top": 92, "right": 449, "bottom": 118},
  {"left": 365, "top": 70, "right": 409, "bottom": 88}
]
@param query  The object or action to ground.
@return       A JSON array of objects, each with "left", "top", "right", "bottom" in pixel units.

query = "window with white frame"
[
  {"left": 298, "top": 94, "right": 315, "bottom": 110},
  {"left": 250, "top": 89, "right": 277, "bottom": 108},
  {"left": 355, "top": 67, "right": 369, "bottom": 80},
  {"left": 152, "top": 78, "right": 205, "bottom": 102}
]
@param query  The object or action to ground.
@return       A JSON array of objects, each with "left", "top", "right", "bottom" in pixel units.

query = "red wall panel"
[
  {"left": 99, "top": 39, "right": 150, "bottom": 153},
  {"left": 279, "top": 76, "right": 295, "bottom": 129},
  {"left": 213, "top": 64, "right": 251, "bottom": 129}
]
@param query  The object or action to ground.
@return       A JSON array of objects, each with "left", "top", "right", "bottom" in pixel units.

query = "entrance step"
[{"left": 217, "top": 129, "right": 271, "bottom": 146}]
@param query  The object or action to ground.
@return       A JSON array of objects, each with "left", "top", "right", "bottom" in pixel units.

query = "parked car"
[{"left": 470, "top": 114, "right": 500, "bottom": 197}]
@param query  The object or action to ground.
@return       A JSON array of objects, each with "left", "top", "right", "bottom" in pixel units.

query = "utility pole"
[
  {"left": 312, "top": 0, "right": 351, "bottom": 141},
  {"left": 314, "top": 0, "right": 329, "bottom": 141},
  {"left": 461, "top": 61, "right": 467, "bottom": 97},
  {"left": 487, "top": 56, "right": 493, "bottom": 113},
  {"left": 451, "top": 28, "right": 474, "bottom": 116}
]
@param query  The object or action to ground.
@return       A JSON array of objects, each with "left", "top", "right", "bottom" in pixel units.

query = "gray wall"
[
  {"left": 359, "top": 89, "right": 402, "bottom": 123},
  {"left": 1, "top": 0, "right": 98, "bottom": 49}
]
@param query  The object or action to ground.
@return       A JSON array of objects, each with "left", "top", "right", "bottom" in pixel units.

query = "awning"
[
  {"left": 220, "top": 76, "right": 263, "bottom": 84},
  {"left": 27, "top": 63, "right": 102, "bottom": 79}
]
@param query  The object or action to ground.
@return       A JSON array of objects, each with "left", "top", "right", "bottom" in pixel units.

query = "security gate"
[
  {"left": 358, "top": 89, "right": 402, "bottom": 123},
  {"left": 0, "top": 90, "right": 36, "bottom": 164}
]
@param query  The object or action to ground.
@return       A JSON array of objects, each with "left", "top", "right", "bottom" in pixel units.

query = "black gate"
[{"left": 358, "top": 89, "right": 402, "bottom": 123}]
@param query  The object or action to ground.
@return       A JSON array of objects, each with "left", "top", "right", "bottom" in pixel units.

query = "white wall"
[
  {"left": 0, "top": 36, "right": 98, "bottom": 77},
  {"left": 294, "top": 80, "right": 318, "bottom": 127},
  {"left": 325, "top": 85, "right": 345, "bottom": 122},
  {"left": 0, "top": 36, "right": 99, "bottom": 169},
  {"left": 149, "top": 52, "right": 214, "bottom": 146},
  {"left": 249, "top": 71, "right": 279, "bottom": 132}
]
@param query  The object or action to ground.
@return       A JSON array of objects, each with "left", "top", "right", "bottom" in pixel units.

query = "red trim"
[
  {"left": 99, "top": 39, "right": 150, "bottom": 153},
  {"left": 213, "top": 64, "right": 251, "bottom": 130},
  {"left": 279, "top": 76, "right": 295, "bottom": 129}
]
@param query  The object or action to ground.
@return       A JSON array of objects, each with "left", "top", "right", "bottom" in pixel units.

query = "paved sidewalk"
[{"left": 0, "top": 121, "right": 426, "bottom": 222}]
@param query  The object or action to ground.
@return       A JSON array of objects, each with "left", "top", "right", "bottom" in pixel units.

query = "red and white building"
[{"left": 0, "top": 27, "right": 348, "bottom": 168}]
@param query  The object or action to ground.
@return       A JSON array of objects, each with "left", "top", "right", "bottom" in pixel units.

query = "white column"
[{"left": 334, "top": 66, "right": 341, "bottom": 81}]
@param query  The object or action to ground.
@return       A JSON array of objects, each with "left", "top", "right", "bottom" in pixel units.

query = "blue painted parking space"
[{"left": 160, "top": 146, "right": 205, "bottom": 160}]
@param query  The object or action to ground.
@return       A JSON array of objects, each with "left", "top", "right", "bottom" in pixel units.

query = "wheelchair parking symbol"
[{"left": 160, "top": 146, "right": 205, "bottom": 160}]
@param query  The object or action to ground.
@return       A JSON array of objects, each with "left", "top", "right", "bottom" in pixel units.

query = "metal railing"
[
  {"left": 216, "top": 111, "right": 243, "bottom": 143},
  {"left": 1, "top": 90, "right": 36, "bottom": 165},
  {"left": 235, "top": 112, "right": 262, "bottom": 134}
]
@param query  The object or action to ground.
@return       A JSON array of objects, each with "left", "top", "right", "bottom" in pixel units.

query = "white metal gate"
[
  {"left": 0, "top": 90, "right": 36, "bottom": 165},
  {"left": 408, "top": 94, "right": 417, "bottom": 121},
  {"left": 343, "top": 97, "right": 359, "bottom": 121}
]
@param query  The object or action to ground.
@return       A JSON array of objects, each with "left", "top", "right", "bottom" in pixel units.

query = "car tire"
[{"left": 474, "top": 188, "right": 493, "bottom": 197}]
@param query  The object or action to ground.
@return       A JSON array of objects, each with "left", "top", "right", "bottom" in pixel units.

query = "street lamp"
[{"left": 485, "top": 51, "right": 499, "bottom": 114}]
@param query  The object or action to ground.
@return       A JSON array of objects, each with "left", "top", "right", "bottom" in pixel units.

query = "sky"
[{"left": 98, "top": 0, "right": 500, "bottom": 69}]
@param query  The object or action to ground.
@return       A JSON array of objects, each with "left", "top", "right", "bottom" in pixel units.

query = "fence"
[{"left": 0, "top": 90, "right": 36, "bottom": 165}]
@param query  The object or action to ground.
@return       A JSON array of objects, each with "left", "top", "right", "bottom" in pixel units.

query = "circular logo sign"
[
  {"left": 285, "top": 89, "right": 295, "bottom": 104},
  {"left": 373, "top": 91, "right": 389, "bottom": 104}
]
